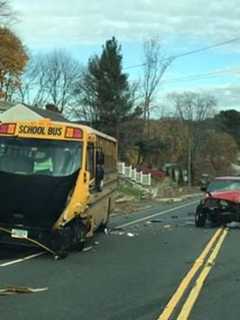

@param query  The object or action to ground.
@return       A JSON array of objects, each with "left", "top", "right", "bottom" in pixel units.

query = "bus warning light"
[
  {"left": 65, "top": 127, "right": 83, "bottom": 139},
  {"left": 0, "top": 123, "right": 16, "bottom": 135}
]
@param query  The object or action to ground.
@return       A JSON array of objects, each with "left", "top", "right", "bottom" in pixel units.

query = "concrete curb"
[{"left": 155, "top": 192, "right": 203, "bottom": 203}]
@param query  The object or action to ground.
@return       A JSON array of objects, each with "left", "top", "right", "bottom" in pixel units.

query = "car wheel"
[{"left": 195, "top": 205, "right": 206, "bottom": 227}]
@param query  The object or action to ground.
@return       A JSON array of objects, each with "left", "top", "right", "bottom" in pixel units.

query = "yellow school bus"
[{"left": 0, "top": 118, "right": 117, "bottom": 258}]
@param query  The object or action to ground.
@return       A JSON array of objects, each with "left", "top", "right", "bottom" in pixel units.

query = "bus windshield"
[{"left": 0, "top": 137, "right": 82, "bottom": 177}]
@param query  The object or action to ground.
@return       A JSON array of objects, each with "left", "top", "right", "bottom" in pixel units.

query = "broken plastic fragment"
[
  {"left": 110, "top": 230, "right": 125, "bottom": 236},
  {"left": 163, "top": 224, "right": 171, "bottom": 229},
  {"left": 150, "top": 219, "right": 163, "bottom": 223},
  {"left": 104, "top": 228, "right": 109, "bottom": 235},
  {"left": 226, "top": 221, "right": 240, "bottom": 229},
  {"left": 146, "top": 221, "right": 152, "bottom": 225},
  {"left": 0, "top": 287, "right": 48, "bottom": 295},
  {"left": 127, "top": 232, "right": 136, "bottom": 237},
  {"left": 83, "top": 246, "right": 93, "bottom": 252}
]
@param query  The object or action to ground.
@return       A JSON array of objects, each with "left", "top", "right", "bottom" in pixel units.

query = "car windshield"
[
  {"left": 207, "top": 180, "right": 240, "bottom": 192},
  {"left": 0, "top": 137, "right": 82, "bottom": 177}
]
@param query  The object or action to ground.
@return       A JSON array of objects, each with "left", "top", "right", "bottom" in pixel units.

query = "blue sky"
[{"left": 10, "top": 0, "right": 240, "bottom": 111}]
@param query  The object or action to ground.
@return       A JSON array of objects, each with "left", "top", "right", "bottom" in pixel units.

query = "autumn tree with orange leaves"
[{"left": 0, "top": 26, "right": 28, "bottom": 101}]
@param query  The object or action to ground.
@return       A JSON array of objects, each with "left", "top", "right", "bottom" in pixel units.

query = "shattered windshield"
[
  {"left": 207, "top": 180, "right": 240, "bottom": 192},
  {"left": 0, "top": 137, "right": 82, "bottom": 177}
]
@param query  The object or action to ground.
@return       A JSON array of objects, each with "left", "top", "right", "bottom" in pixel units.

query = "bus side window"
[
  {"left": 87, "top": 143, "right": 95, "bottom": 179},
  {"left": 96, "top": 150, "right": 104, "bottom": 192}
]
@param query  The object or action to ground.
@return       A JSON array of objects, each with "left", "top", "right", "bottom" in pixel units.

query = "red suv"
[{"left": 195, "top": 176, "right": 240, "bottom": 227}]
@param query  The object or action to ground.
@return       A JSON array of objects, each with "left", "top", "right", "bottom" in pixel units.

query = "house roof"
[
  {"left": 0, "top": 104, "right": 70, "bottom": 123},
  {"left": 25, "top": 105, "right": 69, "bottom": 123}
]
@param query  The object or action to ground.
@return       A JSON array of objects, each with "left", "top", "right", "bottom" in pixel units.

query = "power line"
[
  {"left": 124, "top": 36, "right": 240, "bottom": 70},
  {"left": 171, "top": 37, "right": 240, "bottom": 59},
  {"left": 160, "top": 67, "right": 240, "bottom": 84}
]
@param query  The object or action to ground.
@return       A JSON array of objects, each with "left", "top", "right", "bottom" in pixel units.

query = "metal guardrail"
[{"left": 117, "top": 162, "right": 151, "bottom": 186}]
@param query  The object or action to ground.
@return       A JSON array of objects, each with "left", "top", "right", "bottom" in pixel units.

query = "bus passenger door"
[
  {"left": 87, "top": 143, "right": 95, "bottom": 190},
  {"left": 87, "top": 144, "right": 106, "bottom": 229}
]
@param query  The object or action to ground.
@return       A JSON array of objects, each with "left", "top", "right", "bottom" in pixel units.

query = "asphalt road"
[{"left": 0, "top": 197, "right": 238, "bottom": 320}]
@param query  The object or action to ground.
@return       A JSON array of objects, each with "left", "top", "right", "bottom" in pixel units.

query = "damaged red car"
[{"left": 195, "top": 176, "right": 240, "bottom": 227}]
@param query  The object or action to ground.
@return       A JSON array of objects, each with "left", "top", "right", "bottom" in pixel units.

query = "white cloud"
[{"left": 11, "top": 0, "right": 240, "bottom": 48}]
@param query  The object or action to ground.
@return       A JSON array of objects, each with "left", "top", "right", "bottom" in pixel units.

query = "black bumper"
[{"left": 206, "top": 208, "right": 240, "bottom": 223}]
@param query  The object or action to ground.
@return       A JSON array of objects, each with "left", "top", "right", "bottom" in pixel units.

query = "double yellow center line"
[{"left": 157, "top": 227, "right": 228, "bottom": 320}]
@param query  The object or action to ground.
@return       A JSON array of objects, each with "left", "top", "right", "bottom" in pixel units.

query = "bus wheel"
[
  {"left": 52, "top": 229, "right": 69, "bottom": 259},
  {"left": 54, "top": 251, "right": 68, "bottom": 260},
  {"left": 73, "top": 219, "right": 86, "bottom": 252},
  {"left": 54, "top": 244, "right": 68, "bottom": 260}
]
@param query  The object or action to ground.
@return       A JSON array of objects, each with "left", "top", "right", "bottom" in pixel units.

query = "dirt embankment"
[{"left": 114, "top": 177, "right": 201, "bottom": 215}]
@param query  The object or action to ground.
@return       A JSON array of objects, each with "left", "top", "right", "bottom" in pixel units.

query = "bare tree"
[
  {"left": 0, "top": 1, "right": 16, "bottom": 25},
  {"left": 168, "top": 91, "right": 217, "bottom": 186},
  {"left": 13, "top": 55, "right": 48, "bottom": 106},
  {"left": 16, "top": 50, "right": 83, "bottom": 114},
  {"left": 141, "top": 38, "right": 173, "bottom": 135},
  {"left": 44, "top": 51, "right": 82, "bottom": 112}
]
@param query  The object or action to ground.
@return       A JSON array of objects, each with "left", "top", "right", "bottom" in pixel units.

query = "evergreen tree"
[{"left": 82, "top": 37, "right": 137, "bottom": 140}]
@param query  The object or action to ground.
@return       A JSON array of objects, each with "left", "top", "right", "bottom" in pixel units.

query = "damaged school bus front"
[
  {"left": 0, "top": 121, "right": 89, "bottom": 257},
  {"left": 0, "top": 120, "right": 118, "bottom": 258}
]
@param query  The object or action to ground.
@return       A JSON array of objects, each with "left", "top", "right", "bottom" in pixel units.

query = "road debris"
[
  {"left": 163, "top": 224, "right": 171, "bottom": 229},
  {"left": 83, "top": 246, "right": 93, "bottom": 252},
  {"left": 110, "top": 229, "right": 138, "bottom": 237},
  {"left": 150, "top": 219, "right": 163, "bottom": 223},
  {"left": 94, "top": 241, "right": 100, "bottom": 246},
  {"left": 0, "top": 287, "right": 48, "bottom": 295},
  {"left": 126, "top": 232, "right": 135, "bottom": 237},
  {"left": 104, "top": 228, "right": 109, "bottom": 235},
  {"left": 226, "top": 221, "right": 240, "bottom": 229},
  {"left": 110, "top": 230, "right": 125, "bottom": 236},
  {"left": 145, "top": 221, "right": 152, "bottom": 225}
]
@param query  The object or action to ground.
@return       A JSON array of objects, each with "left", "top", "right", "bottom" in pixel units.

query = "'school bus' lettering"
[{"left": 19, "top": 125, "right": 63, "bottom": 137}]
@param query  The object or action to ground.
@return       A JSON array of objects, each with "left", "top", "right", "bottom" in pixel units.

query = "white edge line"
[
  {"left": 0, "top": 252, "right": 45, "bottom": 267},
  {"left": 116, "top": 199, "right": 200, "bottom": 229}
]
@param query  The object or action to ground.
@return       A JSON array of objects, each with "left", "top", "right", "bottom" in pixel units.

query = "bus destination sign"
[{"left": 19, "top": 125, "right": 63, "bottom": 137}]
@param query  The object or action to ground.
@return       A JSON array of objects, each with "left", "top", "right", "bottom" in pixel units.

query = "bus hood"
[
  {"left": 209, "top": 190, "right": 240, "bottom": 203},
  {"left": 0, "top": 171, "right": 78, "bottom": 229}
]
